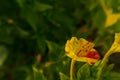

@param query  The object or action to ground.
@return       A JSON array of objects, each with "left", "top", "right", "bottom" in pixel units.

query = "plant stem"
[
  {"left": 70, "top": 59, "right": 76, "bottom": 80},
  {"left": 99, "top": 0, "right": 109, "bottom": 15},
  {"left": 96, "top": 50, "right": 112, "bottom": 80}
]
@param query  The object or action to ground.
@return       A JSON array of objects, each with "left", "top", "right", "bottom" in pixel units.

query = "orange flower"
[{"left": 65, "top": 37, "right": 100, "bottom": 64}]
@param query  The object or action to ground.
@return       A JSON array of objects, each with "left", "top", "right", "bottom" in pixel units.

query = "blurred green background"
[{"left": 0, "top": 0, "right": 120, "bottom": 80}]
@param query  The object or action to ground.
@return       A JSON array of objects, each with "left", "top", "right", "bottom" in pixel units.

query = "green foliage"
[
  {"left": 77, "top": 63, "right": 90, "bottom": 80},
  {"left": 0, "top": 0, "right": 120, "bottom": 80},
  {"left": 108, "top": 72, "right": 120, "bottom": 80},
  {"left": 59, "top": 72, "right": 69, "bottom": 80},
  {"left": 0, "top": 45, "right": 8, "bottom": 66},
  {"left": 46, "top": 40, "right": 64, "bottom": 61},
  {"left": 33, "top": 67, "right": 47, "bottom": 80}
]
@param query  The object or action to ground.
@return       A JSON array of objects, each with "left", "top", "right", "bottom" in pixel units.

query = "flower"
[
  {"left": 100, "top": 1, "right": 120, "bottom": 27},
  {"left": 105, "top": 13, "right": 120, "bottom": 27},
  {"left": 108, "top": 33, "right": 120, "bottom": 54},
  {"left": 99, "top": 32, "right": 120, "bottom": 70},
  {"left": 65, "top": 37, "right": 100, "bottom": 64},
  {"left": 96, "top": 32, "right": 120, "bottom": 80}
]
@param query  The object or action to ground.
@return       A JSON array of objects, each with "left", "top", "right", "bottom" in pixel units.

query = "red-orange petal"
[{"left": 85, "top": 50, "right": 100, "bottom": 60}]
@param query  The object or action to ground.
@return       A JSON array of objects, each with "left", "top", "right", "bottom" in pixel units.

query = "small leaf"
[
  {"left": 34, "top": 2, "right": 53, "bottom": 12},
  {"left": 16, "top": 0, "right": 25, "bottom": 8},
  {"left": 109, "top": 72, "right": 120, "bottom": 80},
  {"left": 45, "top": 40, "right": 62, "bottom": 60},
  {"left": 33, "top": 66, "right": 47, "bottom": 80},
  {"left": 37, "top": 38, "right": 46, "bottom": 54},
  {"left": 94, "top": 60, "right": 101, "bottom": 67},
  {"left": 16, "top": 27, "right": 30, "bottom": 37},
  {"left": 77, "top": 63, "right": 90, "bottom": 80},
  {"left": 46, "top": 40, "right": 58, "bottom": 53},
  {"left": 106, "top": 64, "right": 114, "bottom": 72},
  {"left": 59, "top": 72, "right": 69, "bottom": 80},
  {"left": 24, "top": 12, "right": 38, "bottom": 31},
  {"left": 0, "top": 45, "right": 8, "bottom": 66}
]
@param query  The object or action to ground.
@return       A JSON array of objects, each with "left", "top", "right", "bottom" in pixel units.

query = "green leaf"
[
  {"left": 37, "top": 37, "right": 46, "bottom": 54},
  {"left": 102, "top": 72, "right": 120, "bottom": 80},
  {"left": 17, "top": 66, "right": 32, "bottom": 80},
  {"left": 45, "top": 40, "right": 63, "bottom": 60},
  {"left": 94, "top": 60, "right": 101, "bottom": 67},
  {"left": 109, "top": 72, "right": 120, "bottom": 80},
  {"left": 34, "top": 2, "right": 53, "bottom": 12},
  {"left": 59, "top": 72, "right": 69, "bottom": 80},
  {"left": 24, "top": 12, "right": 38, "bottom": 31},
  {"left": 92, "top": 9, "right": 105, "bottom": 28},
  {"left": 0, "top": 45, "right": 8, "bottom": 66},
  {"left": 77, "top": 63, "right": 90, "bottom": 80},
  {"left": 101, "top": 64, "right": 115, "bottom": 80},
  {"left": 16, "top": 27, "right": 30, "bottom": 38},
  {"left": 91, "top": 60, "right": 101, "bottom": 75},
  {"left": 46, "top": 40, "right": 59, "bottom": 53},
  {"left": 16, "top": 0, "right": 25, "bottom": 8},
  {"left": 33, "top": 66, "right": 47, "bottom": 80},
  {"left": 106, "top": 64, "right": 114, "bottom": 72}
]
